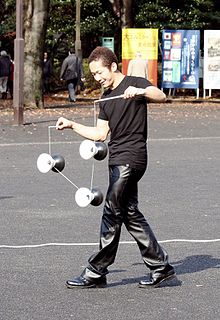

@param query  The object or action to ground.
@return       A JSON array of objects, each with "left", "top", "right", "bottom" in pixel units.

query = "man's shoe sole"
[
  {"left": 138, "top": 273, "right": 176, "bottom": 288},
  {"left": 66, "top": 281, "right": 106, "bottom": 289}
]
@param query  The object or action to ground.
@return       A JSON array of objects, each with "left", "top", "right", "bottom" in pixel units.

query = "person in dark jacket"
[
  {"left": 60, "top": 48, "right": 84, "bottom": 102},
  {"left": 43, "top": 52, "right": 52, "bottom": 94},
  {"left": 0, "top": 50, "right": 12, "bottom": 99},
  {"left": 7, "top": 57, "right": 14, "bottom": 99}
]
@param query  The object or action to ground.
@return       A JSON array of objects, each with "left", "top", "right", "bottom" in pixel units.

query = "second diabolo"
[
  {"left": 37, "top": 153, "right": 65, "bottom": 173},
  {"left": 79, "top": 140, "right": 108, "bottom": 161}
]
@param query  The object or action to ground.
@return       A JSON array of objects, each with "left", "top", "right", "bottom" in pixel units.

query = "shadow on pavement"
[{"left": 173, "top": 254, "right": 220, "bottom": 275}]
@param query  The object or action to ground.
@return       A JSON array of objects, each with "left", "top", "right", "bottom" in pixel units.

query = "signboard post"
[
  {"left": 203, "top": 30, "right": 220, "bottom": 98},
  {"left": 161, "top": 30, "right": 200, "bottom": 98},
  {"left": 122, "top": 28, "right": 158, "bottom": 86},
  {"left": 13, "top": 0, "right": 24, "bottom": 125}
]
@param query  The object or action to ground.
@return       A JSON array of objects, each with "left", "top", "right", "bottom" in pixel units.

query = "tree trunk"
[
  {"left": 121, "top": 0, "right": 133, "bottom": 27},
  {"left": 23, "top": 0, "right": 50, "bottom": 108},
  {"left": 108, "top": 0, "right": 134, "bottom": 27}
]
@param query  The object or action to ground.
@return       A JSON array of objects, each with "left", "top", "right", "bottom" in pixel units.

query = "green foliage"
[
  {"left": 1, "top": 0, "right": 220, "bottom": 82},
  {"left": 2, "top": 0, "right": 220, "bottom": 55},
  {"left": 47, "top": 0, "right": 75, "bottom": 43},
  {"left": 135, "top": 0, "right": 220, "bottom": 30},
  {"left": 46, "top": 0, "right": 117, "bottom": 57},
  {"left": 0, "top": 0, "right": 15, "bottom": 35},
  {"left": 80, "top": 0, "right": 117, "bottom": 35}
]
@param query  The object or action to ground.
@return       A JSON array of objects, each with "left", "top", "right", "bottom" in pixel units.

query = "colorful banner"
[
  {"left": 204, "top": 30, "right": 220, "bottom": 89},
  {"left": 122, "top": 28, "right": 158, "bottom": 86},
  {"left": 161, "top": 30, "right": 200, "bottom": 89}
]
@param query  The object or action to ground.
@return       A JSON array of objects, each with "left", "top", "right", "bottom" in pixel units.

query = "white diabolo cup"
[
  {"left": 79, "top": 140, "right": 97, "bottom": 160},
  {"left": 79, "top": 140, "right": 107, "bottom": 161},
  {"left": 75, "top": 187, "right": 93, "bottom": 207},
  {"left": 37, "top": 153, "right": 65, "bottom": 173},
  {"left": 37, "top": 153, "right": 55, "bottom": 173}
]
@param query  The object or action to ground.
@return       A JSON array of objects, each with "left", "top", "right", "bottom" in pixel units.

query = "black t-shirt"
[{"left": 98, "top": 76, "right": 152, "bottom": 169}]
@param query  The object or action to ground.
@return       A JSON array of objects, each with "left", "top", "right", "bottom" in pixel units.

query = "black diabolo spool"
[
  {"left": 51, "top": 154, "right": 65, "bottom": 173},
  {"left": 90, "top": 188, "right": 104, "bottom": 206},
  {"left": 93, "top": 142, "right": 108, "bottom": 161}
]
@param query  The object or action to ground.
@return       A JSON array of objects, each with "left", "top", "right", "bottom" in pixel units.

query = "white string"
[
  {"left": 89, "top": 101, "right": 97, "bottom": 190},
  {"left": 53, "top": 167, "right": 79, "bottom": 189},
  {"left": 48, "top": 125, "right": 56, "bottom": 155},
  {"left": 47, "top": 126, "right": 79, "bottom": 189},
  {"left": 48, "top": 126, "right": 52, "bottom": 154},
  {"left": 46, "top": 96, "right": 118, "bottom": 193},
  {"left": 48, "top": 95, "right": 124, "bottom": 191},
  {"left": 90, "top": 161, "right": 95, "bottom": 190}
]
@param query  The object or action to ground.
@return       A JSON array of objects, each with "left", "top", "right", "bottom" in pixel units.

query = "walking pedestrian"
[
  {"left": 43, "top": 52, "right": 52, "bottom": 94},
  {"left": 56, "top": 46, "right": 175, "bottom": 289},
  {"left": 7, "top": 56, "right": 14, "bottom": 99},
  {"left": 60, "top": 48, "right": 84, "bottom": 102},
  {"left": 0, "top": 50, "right": 12, "bottom": 99},
  {"left": 127, "top": 51, "right": 148, "bottom": 79}
]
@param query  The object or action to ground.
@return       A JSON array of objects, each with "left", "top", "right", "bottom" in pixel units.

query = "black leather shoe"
[
  {"left": 139, "top": 268, "right": 176, "bottom": 288},
  {"left": 66, "top": 275, "right": 107, "bottom": 289}
]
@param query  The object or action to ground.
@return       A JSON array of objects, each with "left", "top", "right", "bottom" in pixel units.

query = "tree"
[
  {"left": 1, "top": 0, "right": 220, "bottom": 108},
  {"left": 134, "top": 0, "right": 220, "bottom": 30},
  {"left": 23, "top": 0, "right": 50, "bottom": 108},
  {"left": 46, "top": 0, "right": 118, "bottom": 57}
]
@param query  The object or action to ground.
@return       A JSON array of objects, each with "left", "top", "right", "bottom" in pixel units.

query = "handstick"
[
  {"left": 94, "top": 94, "right": 124, "bottom": 104},
  {"left": 94, "top": 91, "right": 145, "bottom": 104}
]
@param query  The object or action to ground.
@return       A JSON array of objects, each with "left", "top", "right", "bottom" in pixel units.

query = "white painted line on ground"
[
  {"left": 150, "top": 137, "right": 220, "bottom": 142},
  {"left": 1, "top": 136, "right": 220, "bottom": 148},
  {"left": 0, "top": 141, "right": 79, "bottom": 147},
  {"left": 0, "top": 238, "right": 220, "bottom": 249}
]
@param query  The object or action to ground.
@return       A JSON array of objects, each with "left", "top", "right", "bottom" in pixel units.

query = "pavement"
[{"left": 0, "top": 101, "right": 220, "bottom": 320}]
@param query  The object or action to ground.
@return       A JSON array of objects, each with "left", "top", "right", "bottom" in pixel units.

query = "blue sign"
[{"left": 161, "top": 30, "right": 200, "bottom": 89}]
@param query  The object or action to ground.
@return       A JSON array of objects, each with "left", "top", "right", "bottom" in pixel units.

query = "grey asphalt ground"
[{"left": 0, "top": 103, "right": 220, "bottom": 320}]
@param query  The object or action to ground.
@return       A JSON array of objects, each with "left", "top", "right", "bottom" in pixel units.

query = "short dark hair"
[
  {"left": 88, "top": 46, "right": 118, "bottom": 69},
  {"left": 69, "top": 47, "right": 75, "bottom": 54}
]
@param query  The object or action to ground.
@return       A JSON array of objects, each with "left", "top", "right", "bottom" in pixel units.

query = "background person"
[
  {"left": 56, "top": 46, "right": 175, "bottom": 289},
  {"left": 43, "top": 52, "right": 52, "bottom": 94},
  {"left": 127, "top": 51, "right": 148, "bottom": 79},
  {"left": 0, "top": 50, "right": 12, "bottom": 99},
  {"left": 60, "top": 47, "right": 84, "bottom": 102},
  {"left": 7, "top": 56, "right": 14, "bottom": 99}
]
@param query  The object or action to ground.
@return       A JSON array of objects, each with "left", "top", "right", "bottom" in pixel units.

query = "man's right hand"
[{"left": 56, "top": 117, "right": 74, "bottom": 130}]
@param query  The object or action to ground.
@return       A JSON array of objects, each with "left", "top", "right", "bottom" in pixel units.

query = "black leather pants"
[{"left": 85, "top": 164, "right": 170, "bottom": 278}]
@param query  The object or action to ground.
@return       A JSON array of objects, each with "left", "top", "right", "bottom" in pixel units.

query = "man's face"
[{"left": 89, "top": 59, "right": 115, "bottom": 89}]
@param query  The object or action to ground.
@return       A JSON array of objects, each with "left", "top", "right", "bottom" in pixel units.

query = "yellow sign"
[{"left": 122, "top": 29, "right": 158, "bottom": 60}]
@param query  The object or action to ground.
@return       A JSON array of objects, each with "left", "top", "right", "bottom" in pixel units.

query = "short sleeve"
[
  {"left": 136, "top": 77, "right": 152, "bottom": 88},
  {"left": 98, "top": 103, "right": 108, "bottom": 121}
]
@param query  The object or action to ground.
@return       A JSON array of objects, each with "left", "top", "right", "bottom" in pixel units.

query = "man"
[
  {"left": 60, "top": 48, "right": 84, "bottom": 102},
  {"left": 0, "top": 50, "right": 12, "bottom": 99},
  {"left": 43, "top": 52, "right": 52, "bottom": 94},
  {"left": 7, "top": 56, "right": 14, "bottom": 99},
  {"left": 127, "top": 51, "right": 148, "bottom": 79},
  {"left": 56, "top": 46, "right": 175, "bottom": 289}
]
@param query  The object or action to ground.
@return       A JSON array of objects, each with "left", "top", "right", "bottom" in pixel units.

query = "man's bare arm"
[{"left": 56, "top": 117, "right": 110, "bottom": 141}]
